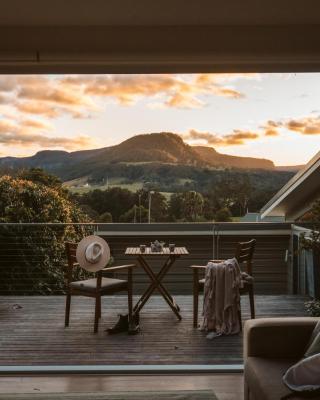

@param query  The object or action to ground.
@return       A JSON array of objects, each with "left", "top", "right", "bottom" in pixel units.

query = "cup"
[
  {"left": 140, "top": 244, "right": 146, "bottom": 253},
  {"left": 169, "top": 243, "right": 175, "bottom": 252}
]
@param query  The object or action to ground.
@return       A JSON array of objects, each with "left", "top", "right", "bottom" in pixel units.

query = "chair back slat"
[
  {"left": 64, "top": 242, "right": 79, "bottom": 285},
  {"left": 65, "top": 242, "right": 78, "bottom": 264},
  {"left": 235, "top": 239, "right": 256, "bottom": 275}
]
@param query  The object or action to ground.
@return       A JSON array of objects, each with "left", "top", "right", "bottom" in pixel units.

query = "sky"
[{"left": 0, "top": 73, "right": 320, "bottom": 165}]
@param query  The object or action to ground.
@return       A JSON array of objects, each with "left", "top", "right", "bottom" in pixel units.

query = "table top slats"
[{"left": 125, "top": 246, "right": 189, "bottom": 255}]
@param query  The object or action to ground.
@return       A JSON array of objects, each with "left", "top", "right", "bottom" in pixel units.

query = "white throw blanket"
[{"left": 202, "top": 258, "right": 242, "bottom": 337}]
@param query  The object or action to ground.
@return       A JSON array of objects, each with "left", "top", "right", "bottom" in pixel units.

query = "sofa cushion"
[
  {"left": 245, "top": 357, "right": 320, "bottom": 400},
  {"left": 305, "top": 321, "right": 320, "bottom": 357},
  {"left": 283, "top": 353, "right": 320, "bottom": 392}
]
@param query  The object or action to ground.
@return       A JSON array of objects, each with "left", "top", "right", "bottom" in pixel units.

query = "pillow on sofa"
[
  {"left": 304, "top": 321, "right": 320, "bottom": 358},
  {"left": 283, "top": 353, "right": 320, "bottom": 392}
]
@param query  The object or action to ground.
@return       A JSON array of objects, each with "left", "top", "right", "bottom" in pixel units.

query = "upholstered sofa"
[{"left": 244, "top": 317, "right": 320, "bottom": 400}]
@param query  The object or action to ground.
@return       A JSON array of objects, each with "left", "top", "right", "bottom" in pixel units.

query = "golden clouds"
[
  {"left": 0, "top": 73, "right": 252, "bottom": 152},
  {"left": 183, "top": 129, "right": 259, "bottom": 147},
  {"left": 0, "top": 75, "right": 99, "bottom": 151},
  {"left": 0, "top": 117, "right": 93, "bottom": 150},
  {"left": 15, "top": 101, "right": 60, "bottom": 118},
  {"left": 264, "top": 129, "right": 279, "bottom": 136},
  {"left": 262, "top": 120, "right": 281, "bottom": 137},
  {"left": 285, "top": 116, "right": 320, "bottom": 135},
  {"left": 0, "top": 75, "right": 97, "bottom": 120},
  {"left": 164, "top": 93, "right": 204, "bottom": 109},
  {"left": 262, "top": 116, "right": 320, "bottom": 136},
  {"left": 60, "top": 73, "right": 247, "bottom": 109},
  {"left": 183, "top": 114, "right": 320, "bottom": 148}
]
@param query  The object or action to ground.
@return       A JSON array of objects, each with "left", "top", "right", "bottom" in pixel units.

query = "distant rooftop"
[{"left": 241, "top": 212, "right": 284, "bottom": 223}]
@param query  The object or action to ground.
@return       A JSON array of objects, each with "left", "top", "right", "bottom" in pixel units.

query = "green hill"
[{"left": 0, "top": 132, "right": 276, "bottom": 182}]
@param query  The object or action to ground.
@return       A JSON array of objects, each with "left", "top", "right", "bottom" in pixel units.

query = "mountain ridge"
[{"left": 0, "top": 132, "right": 278, "bottom": 179}]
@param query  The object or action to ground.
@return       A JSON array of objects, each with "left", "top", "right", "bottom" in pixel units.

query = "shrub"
[
  {"left": 305, "top": 299, "right": 320, "bottom": 317},
  {"left": 0, "top": 173, "right": 91, "bottom": 295}
]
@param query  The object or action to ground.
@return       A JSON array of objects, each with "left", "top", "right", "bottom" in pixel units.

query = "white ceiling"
[{"left": 1, "top": 0, "right": 320, "bottom": 26}]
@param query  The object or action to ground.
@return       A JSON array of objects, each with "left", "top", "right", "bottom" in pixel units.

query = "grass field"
[
  {"left": 64, "top": 177, "right": 156, "bottom": 194},
  {"left": 64, "top": 176, "right": 182, "bottom": 200}
]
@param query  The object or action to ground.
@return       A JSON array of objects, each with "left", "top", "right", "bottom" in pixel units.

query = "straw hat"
[{"left": 76, "top": 235, "right": 110, "bottom": 272}]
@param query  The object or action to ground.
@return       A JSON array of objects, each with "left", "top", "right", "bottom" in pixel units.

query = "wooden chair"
[
  {"left": 64, "top": 241, "right": 136, "bottom": 333},
  {"left": 190, "top": 239, "right": 256, "bottom": 328}
]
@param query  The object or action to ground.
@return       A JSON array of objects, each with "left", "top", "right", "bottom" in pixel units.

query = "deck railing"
[{"left": 0, "top": 222, "right": 305, "bottom": 296}]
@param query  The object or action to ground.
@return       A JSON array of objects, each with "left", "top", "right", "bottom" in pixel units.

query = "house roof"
[{"left": 260, "top": 151, "right": 320, "bottom": 221}]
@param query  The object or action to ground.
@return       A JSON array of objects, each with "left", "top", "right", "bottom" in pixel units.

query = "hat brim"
[{"left": 76, "top": 235, "right": 110, "bottom": 272}]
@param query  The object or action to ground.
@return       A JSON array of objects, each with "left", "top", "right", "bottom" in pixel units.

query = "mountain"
[
  {"left": 275, "top": 164, "right": 304, "bottom": 172},
  {"left": 193, "top": 146, "right": 274, "bottom": 170},
  {"left": 0, "top": 132, "right": 276, "bottom": 181}
]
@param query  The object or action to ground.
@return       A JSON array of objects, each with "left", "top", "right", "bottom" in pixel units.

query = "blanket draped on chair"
[{"left": 202, "top": 257, "right": 242, "bottom": 335}]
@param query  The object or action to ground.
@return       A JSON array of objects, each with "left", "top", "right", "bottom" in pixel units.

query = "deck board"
[{"left": 0, "top": 295, "right": 307, "bottom": 366}]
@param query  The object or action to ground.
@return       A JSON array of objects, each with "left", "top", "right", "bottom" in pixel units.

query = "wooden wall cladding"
[{"left": 104, "top": 234, "right": 290, "bottom": 295}]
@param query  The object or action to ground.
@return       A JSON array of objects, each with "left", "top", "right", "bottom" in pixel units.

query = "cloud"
[
  {"left": 18, "top": 85, "right": 95, "bottom": 109},
  {"left": 15, "top": 101, "right": 60, "bottom": 118},
  {"left": 285, "top": 116, "right": 320, "bottom": 135},
  {"left": 183, "top": 114, "right": 320, "bottom": 149},
  {"left": 182, "top": 129, "right": 259, "bottom": 147},
  {"left": 0, "top": 93, "right": 12, "bottom": 104},
  {"left": 164, "top": 93, "right": 205, "bottom": 109},
  {"left": 0, "top": 74, "right": 253, "bottom": 139},
  {"left": 264, "top": 128, "right": 279, "bottom": 136},
  {"left": 1, "top": 76, "right": 98, "bottom": 119},
  {"left": 262, "top": 115, "right": 320, "bottom": 136},
  {"left": 61, "top": 73, "right": 248, "bottom": 109},
  {"left": 0, "top": 118, "right": 93, "bottom": 150},
  {"left": 20, "top": 118, "right": 53, "bottom": 131},
  {"left": 0, "top": 132, "right": 93, "bottom": 150},
  {"left": 261, "top": 120, "right": 281, "bottom": 136},
  {"left": 216, "top": 87, "right": 244, "bottom": 99}
]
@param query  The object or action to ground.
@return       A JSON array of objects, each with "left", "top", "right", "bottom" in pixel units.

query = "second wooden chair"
[{"left": 190, "top": 239, "right": 256, "bottom": 328}]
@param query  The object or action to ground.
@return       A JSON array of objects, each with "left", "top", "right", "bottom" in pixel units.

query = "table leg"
[{"left": 133, "top": 255, "right": 182, "bottom": 320}]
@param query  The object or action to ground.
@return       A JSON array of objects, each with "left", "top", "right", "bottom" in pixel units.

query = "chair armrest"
[
  {"left": 189, "top": 265, "right": 207, "bottom": 269},
  {"left": 189, "top": 260, "right": 225, "bottom": 269},
  {"left": 244, "top": 317, "right": 319, "bottom": 360},
  {"left": 102, "top": 264, "right": 137, "bottom": 272}
]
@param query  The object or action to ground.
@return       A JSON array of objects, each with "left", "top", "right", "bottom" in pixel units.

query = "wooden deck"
[{"left": 0, "top": 295, "right": 307, "bottom": 366}]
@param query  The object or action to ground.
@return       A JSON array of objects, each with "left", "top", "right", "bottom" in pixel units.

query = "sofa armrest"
[{"left": 244, "top": 317, "right": 319, "bottom": 360}]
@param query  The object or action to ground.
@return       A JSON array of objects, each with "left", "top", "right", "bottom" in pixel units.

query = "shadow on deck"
[{"left": 0, "top": 295, "right": 307, "bottom": 366}]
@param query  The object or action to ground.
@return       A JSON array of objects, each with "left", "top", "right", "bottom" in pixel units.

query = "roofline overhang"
[{"left": 260, "top": 150, "right": 320, "bottom": 219}]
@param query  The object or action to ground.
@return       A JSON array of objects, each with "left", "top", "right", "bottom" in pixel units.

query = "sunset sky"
[{"left": 0, "top": 73, "right": 320, "bottom": 165}]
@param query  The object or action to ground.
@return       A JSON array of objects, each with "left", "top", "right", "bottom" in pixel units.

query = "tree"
[
  {"left": 18, "top": 168, "right": 63, "bottom": 191},
  {"left": 214, "top": 207, "right": 232, "bottom": 222},
  {"left": 135, "top": 189, "right": 168, "bottom": 222},
  {"left": 168, "top": 192, "right": 183, "bottom": 221},
  {"left": 77, "top": 187, "right": 136, "bottom": 222},
  {"left": 181, "top": 191, "right": 204, "bottom": 221},
  {"left": 0, "top": 173, "right": 90, "bottom": 295},
  {"left": 119, "top": 205, "right": 149, "bottom": 223},
  {"left": 78, "top": 204, "right": 100, "bottom": 220},
  {"left": 169, "top": 191, "right": 204, "bottom": 222},
  {"left": 98, "top": 211, "right": 113, "bottom": 223}
]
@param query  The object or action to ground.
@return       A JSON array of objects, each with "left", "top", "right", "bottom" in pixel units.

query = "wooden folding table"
[{"left": 125, "top": 246, "right": 189, "bottom": 320}]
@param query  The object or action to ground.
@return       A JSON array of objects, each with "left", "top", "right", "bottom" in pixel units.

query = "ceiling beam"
[{"left": 0, "top": 25, "right": 320, "bottom": 73}]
